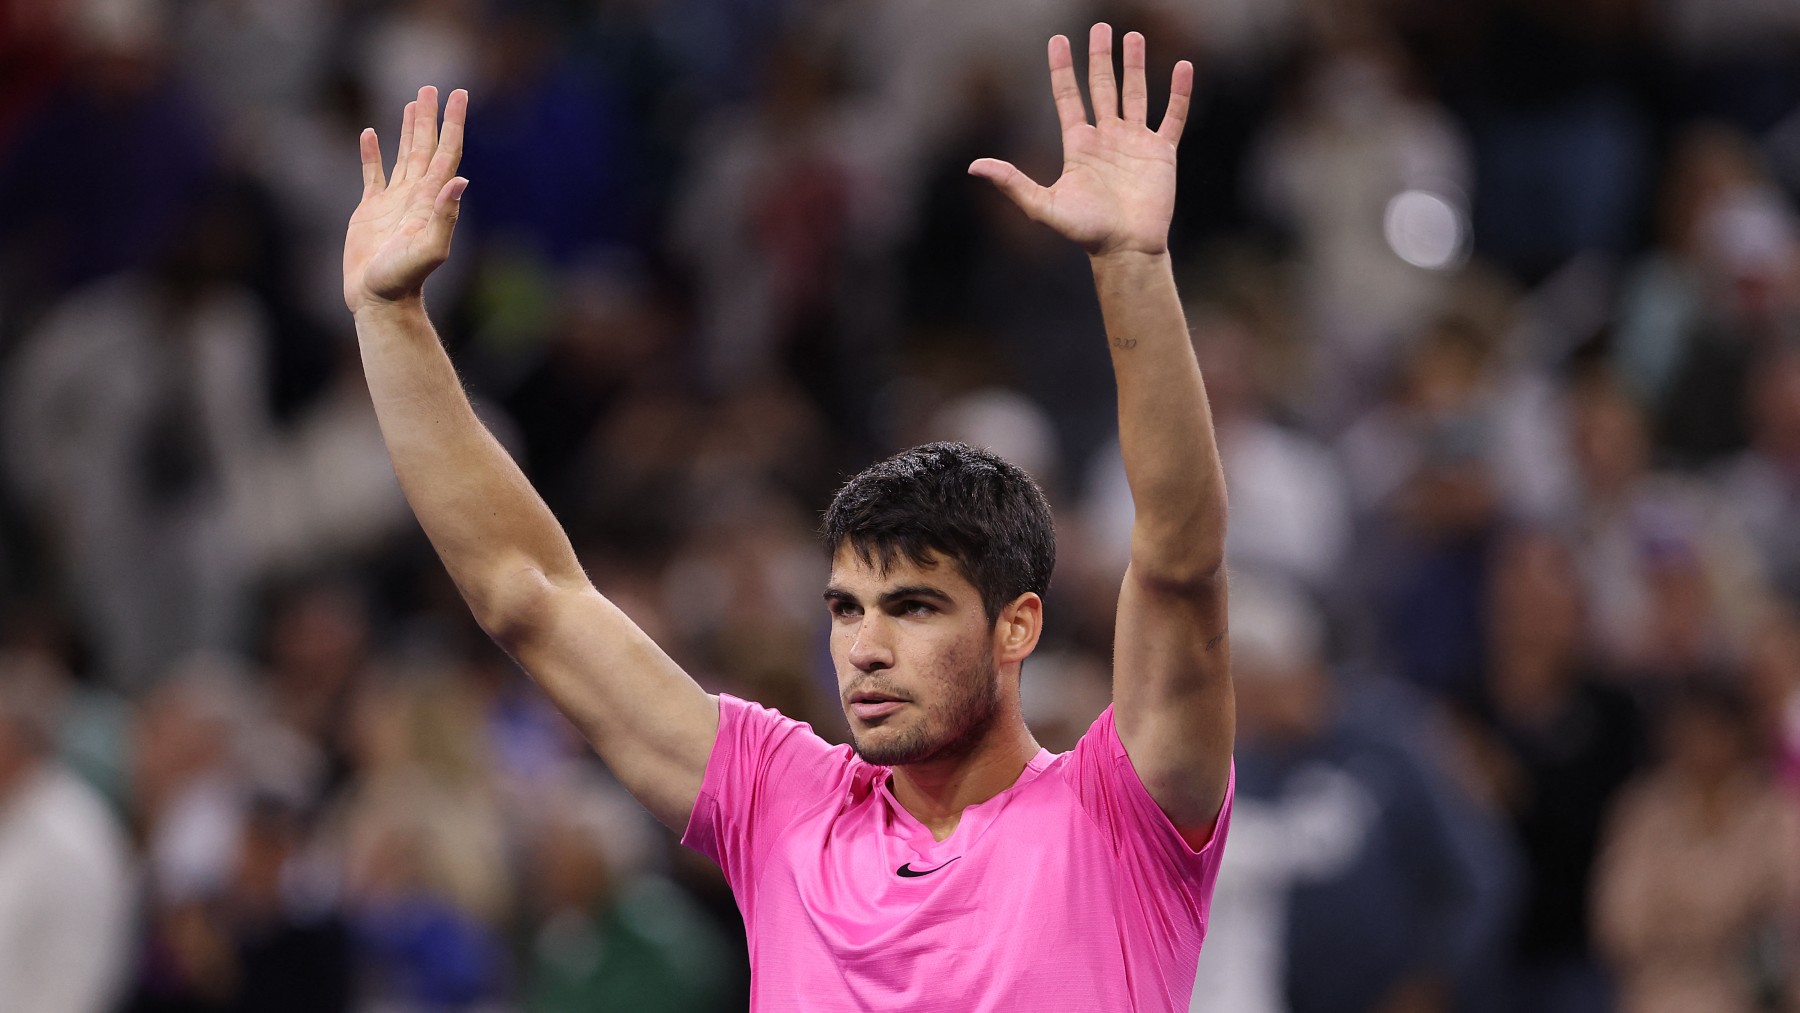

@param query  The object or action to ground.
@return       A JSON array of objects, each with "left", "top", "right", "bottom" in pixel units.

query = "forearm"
[
  {"left": 1091, "top": 250, "right": 1226, "bottom": 585},
  {"left": 353, "top": 297, "right": 585, "bottom": 630}
]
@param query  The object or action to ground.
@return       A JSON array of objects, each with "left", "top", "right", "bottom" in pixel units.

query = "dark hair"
[{"left": 821, "top": 442, "right": 1055, "bottom": 620}]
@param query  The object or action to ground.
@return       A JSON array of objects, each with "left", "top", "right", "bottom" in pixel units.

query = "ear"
[{"left": 994, "top": 592, "right": 1044, "bottom": 666}]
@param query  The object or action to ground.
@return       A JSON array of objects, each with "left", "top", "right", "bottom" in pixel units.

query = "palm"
[
  {"left": 343, "top": 87, "right": 469, "bottom": 313},
  {"left": 971, "top": 28, "right": 1191, "bottom": 257},
  {"left": 1042, "top": 121, "right": 1178, "bottom": 255}
]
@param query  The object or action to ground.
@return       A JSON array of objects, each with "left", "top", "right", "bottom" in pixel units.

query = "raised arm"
[
  {"left": 343, "top": 86, "right": 717, "bottom": 830},
  {"left": 972, "top": 27, "right": 1231, "bottom": 838}
]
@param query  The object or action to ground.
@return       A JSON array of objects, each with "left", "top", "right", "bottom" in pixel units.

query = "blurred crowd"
[{"left": 1, "top": 0, "right": 1799, "bottom": 1010}]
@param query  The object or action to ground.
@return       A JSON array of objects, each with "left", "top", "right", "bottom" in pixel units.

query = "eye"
[
  {"left": 828, "top": 599, "right": 862, "bottom": 619},
  {"left": 897, "top": 600, "right": 936, "bottom": 617}
]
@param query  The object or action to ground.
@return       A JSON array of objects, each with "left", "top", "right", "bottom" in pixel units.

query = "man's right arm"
[{"left": 345, "top": 86, "right": 717, "bottom": 831}]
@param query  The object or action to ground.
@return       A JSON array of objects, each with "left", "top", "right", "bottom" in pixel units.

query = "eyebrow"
[{"left": 823, "top": 584, "right": 956, "bottom": 607}]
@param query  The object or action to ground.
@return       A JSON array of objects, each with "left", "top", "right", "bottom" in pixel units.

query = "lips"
[
  {"left": 847, "top": 689, "right": 909, "bottom": 722},
  {"left": 850, "top": 699, "right": 906, "bottom": 721}
]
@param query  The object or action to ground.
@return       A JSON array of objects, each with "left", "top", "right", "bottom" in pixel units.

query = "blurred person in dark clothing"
[
  {"left": 1564, "top": 369, "right": 1760, "bottom": 681},
  {"left": 1466, "top": 530, "right": 1646, "bottom": 1013},
  {"left": 1338, "top": 318, "right": 1507, "bottom": 703},
  {"left": 1204, "top": 574, "right": 1511, "bottom": 1013},
  {"left": 1614, "top": 126, "right": 1800, "bottom": 467},
  {"left": 0, "top": 652, "right": 135, "bottom": 1013},
  {"left": 1745, "top": 605, "right": 1800, "bottom": 804},
  {"left": 0, "top": 0, "right": 215, "bottom": 331},
  {"left": 1718, "top": 346, "right": 1800, "bottom": 607},
  {"left": 127, "top": 796, "right": 355, "bottom": 1013},
  {"left": 1594, "top": 679, "right": 1800, "bottom": 1013}
]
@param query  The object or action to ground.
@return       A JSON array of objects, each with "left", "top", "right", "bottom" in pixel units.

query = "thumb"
[
  {"left": 427, "top": 176, "right": 468, "bottom": 251},
  {"left": 969, "top": 158, "right": 1050, "bottom": 221}
]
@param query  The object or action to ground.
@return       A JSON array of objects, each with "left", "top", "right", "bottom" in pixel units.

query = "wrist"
[
  {"left": 1088, "top": 246, "right": 1168, "bottom": 267},
  {"left": 1088, "top": 248, "right": 1173, "bottom": 286},
  {"left": 351, "top": 292, "right": 428, "bottom": 326}
]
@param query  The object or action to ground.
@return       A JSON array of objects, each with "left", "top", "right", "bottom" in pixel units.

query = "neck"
[{"left": 888, "top": 714, "right": 1041, "bottom": 841}]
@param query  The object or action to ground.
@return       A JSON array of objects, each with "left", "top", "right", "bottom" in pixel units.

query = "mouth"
[{"left": 848, "top": 691, "right": 909, "bottom": 722}]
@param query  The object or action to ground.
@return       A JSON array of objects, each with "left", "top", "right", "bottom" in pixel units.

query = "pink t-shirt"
[{"left": 681, "top": 694, "right": 1234, "bottom": 1011}]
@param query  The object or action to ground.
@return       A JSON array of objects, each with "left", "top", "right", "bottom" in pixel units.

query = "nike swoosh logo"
[{"left": 895, "top": 857, "right": 961, "bottom": 878}]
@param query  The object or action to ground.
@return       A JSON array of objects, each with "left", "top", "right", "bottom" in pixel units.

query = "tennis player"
[{"left": 344, "top": 23, "right": 1233, "bottom": 1010}]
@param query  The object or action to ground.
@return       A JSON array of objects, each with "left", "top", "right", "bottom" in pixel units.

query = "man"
[
  {"left": 343, "top": 24, "right": 1233, "bottom": 1009},
  {"left": 0, "top": 654, "right": 136, "bottom": 1013}
]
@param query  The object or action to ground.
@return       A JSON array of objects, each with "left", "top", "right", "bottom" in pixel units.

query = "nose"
[{"left": 847, "top": 612, "right": 894, "bottom": 673}]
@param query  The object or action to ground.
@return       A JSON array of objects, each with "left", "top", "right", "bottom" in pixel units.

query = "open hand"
[
  {"left": 969, "top": 26, "right": 1191, "bottom": 258},
  {"left": 343, "top": 86, "right": 469, "bottom": 314}
]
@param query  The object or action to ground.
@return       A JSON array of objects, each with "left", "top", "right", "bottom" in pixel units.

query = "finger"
[
  {"left": 426, "top": 176, "right": 468, "bottom": 253},
  {"left": 393, "top": 100, "right": 417, "bottom": 183},
  {"left": 407, "top": 86, "right": 439, "bottom": 180},
  {"left": 1047, "top": 35, "right": 1087, "bottom": 133},
  {"left": 426, "top": 88, "right": 468, "bottom": 183},
  {"left": 1087, "top": 23, "right": 1118, "bottom": 120},
  {"left": 968, "top": 158, "right": 1051, "bottom": 221},
  {"left": 359, "top": 128, "right": 386, "bottom": 195},
  {"left": 1121, "top": 31, "right": 1148, "bottom": 125},
  {"left": 1157, "top": 59, "right": 1194, "bottom": 145}
]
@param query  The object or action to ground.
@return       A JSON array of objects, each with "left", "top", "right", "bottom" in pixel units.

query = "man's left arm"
[{"left": 973, "top": 24, "right": 1230, "bottom": 841}]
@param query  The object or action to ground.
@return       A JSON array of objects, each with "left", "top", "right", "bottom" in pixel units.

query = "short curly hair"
[{"left": 821, "top": 442, "right": 1055, "bottom": 620}]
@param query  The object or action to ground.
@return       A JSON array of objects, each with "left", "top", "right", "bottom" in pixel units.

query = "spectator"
[
  {"left": 1469, "top": 530, "right": 1646, "bottom": 1013},
  {"left": 1594, "top": 678, "right": 1800, "bottom": 1013},
  {"left": 1, "top": 188, "right": 278, "bottom": 687},
  {"left": 0, "top": 652, "right": 135, "bottom": 1013},
  {"left": 522, "top": 778, "right": 735, "bottom": 1013}
]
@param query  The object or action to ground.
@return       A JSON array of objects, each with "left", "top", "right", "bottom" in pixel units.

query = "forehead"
[{"left": 826, "top": 544, "right": 976, "bottom": 597}]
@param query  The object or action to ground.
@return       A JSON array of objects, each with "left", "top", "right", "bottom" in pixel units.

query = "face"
[{"left": 825, "top": 546, "right": 1003, "bottom": 766}]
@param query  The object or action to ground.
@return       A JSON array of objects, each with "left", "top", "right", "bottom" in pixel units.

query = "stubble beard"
[{"left": 849, "top": 653, "right": 1001, "bottom": 767}]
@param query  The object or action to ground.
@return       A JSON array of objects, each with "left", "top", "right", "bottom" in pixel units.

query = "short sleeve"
[
  {"left": 680, "top": 694, "right": 853, "bottom": 901},
  {"left": 1065, "top": 706, "right": 1234, "bottom": 919}
]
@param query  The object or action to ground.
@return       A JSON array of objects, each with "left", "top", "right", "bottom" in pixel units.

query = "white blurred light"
[{"left": 1383, "top": 189, "right": 1469, "bottom": 271}]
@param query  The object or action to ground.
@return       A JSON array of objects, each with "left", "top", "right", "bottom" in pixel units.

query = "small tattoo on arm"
[
  {"left": 1204, "top": 633, "right": 1226, "bottom": 652},
  {"left": 1111, "top": 337, "right": 1138, "bottom": 350}
]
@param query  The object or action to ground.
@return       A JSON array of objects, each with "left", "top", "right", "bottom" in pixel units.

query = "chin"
[{"left": 849, "top": 721, "right": 937, "bottom": 766}]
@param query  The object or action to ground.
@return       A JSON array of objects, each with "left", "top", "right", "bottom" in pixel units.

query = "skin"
[
  {"left": 343, "top": 24, "right": 1231, "bottom": 843},
  {"left": 825, "top": 546, "right": 1042, "bottom": 839}
]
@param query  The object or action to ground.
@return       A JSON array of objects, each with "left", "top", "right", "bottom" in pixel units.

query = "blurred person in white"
[
  {"left": 1593, "top": 678, "right": 1800, "bottom": 1013},
  {"left": 1613, "top": 125, "right": 1800, "bottom": 466},
  {"left": 0, "top": 652, "right": 135, "bottom": 1013},
  {"left": 1247, "top": 12, "right": 1472, "bottom": 427},
  {"left": 354, "top": 0, "right": 480, "bottom": 135},
  {"left": 1, "top": 187, "right": 276, "bottom": 687},
  {"left": 166, "top": 0, "right": 334, "bottom": 150},
  {"left": 840, "top": 0, "right": 1081, "bottom": 187},
  {"left": 1085, "top": 307, "right": 1349, "bottom": 597}
]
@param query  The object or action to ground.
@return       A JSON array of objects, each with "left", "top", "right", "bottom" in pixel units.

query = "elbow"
[
  {"left": 1128, "top": 527, "right": 1226, "bottom": 598},
  {"left": 1127, "top": 558, "right": 1226, "bottom": 600},
  {"left": 467, "top": 563, "right": 565, "bottom": 651}
]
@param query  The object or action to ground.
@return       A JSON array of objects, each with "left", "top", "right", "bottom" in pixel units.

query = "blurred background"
[{"left": 1, "top": 0, "right": 1799, "bottom": 1010}]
